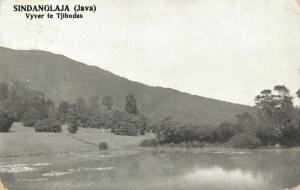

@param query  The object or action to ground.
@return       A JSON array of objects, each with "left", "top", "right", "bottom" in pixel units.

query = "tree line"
[
  {"left": 2, "top": 80, "right": 300, "bottom": 149},
  {"left": 0, "top": 80, "right": 147, "bottom": 135},
  {"left": 154, "top": 85, "right": 300, "bottom": 148}
]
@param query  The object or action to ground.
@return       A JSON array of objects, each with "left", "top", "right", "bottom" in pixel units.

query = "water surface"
[{"left": 1, "top": 149, "right": 300, "bottom": 190}]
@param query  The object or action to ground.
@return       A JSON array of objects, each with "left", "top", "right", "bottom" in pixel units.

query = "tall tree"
[
  {"left": 102, "top": 96, "right": 113, "bottom": 110},
  {"left": 254, "top": 89, "right": 277, "bottom": 122},
  {"left": 273, "top": 85, "right": 293, "bottom": 126},
  {"left": 254, "top": 85, "right": 295, "bottom": 145},
  {"left": 125, "top": 93, "right": 138, "bottom": 115},
  {"left": 0, "top": 82, "right": 9, "bottom": 101},
  {"left": 74, "top": 97, "right": 89, "bottom": 127},
  {"left": 89, "top": 96, "right": 101, "bottom": 113},
  {"left": 296, "top": 89, "right": 300, "bottom": 99},
  {"left": 236, "top": 112, "right": 255, "bottom": 129},
  {"left": 56, "top": 101, "right": 71, "bottom": 123},
  {"left": 7, "top": 81, "right": 49, "bottom": 122}
]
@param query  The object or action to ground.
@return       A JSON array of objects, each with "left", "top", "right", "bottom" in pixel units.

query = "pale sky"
[{"left": 0, "top": 0, "right": 300, "bottom": 106}]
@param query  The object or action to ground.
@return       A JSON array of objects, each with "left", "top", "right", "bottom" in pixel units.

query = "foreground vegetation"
[
  {"left": 1, "top": 80, "right": 300, "bottom": 149},
  {"left": 154, "top": 85, "right": 300, "bottom": 148}
]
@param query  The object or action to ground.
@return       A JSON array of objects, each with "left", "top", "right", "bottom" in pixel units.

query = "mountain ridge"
[{"left": 0, "top": 46, "right": 253, "bottom": 125}]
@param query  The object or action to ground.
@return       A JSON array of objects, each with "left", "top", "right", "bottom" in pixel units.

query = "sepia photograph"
[{"left": 0, "top": 0, "right": 300, "bottom": 189}]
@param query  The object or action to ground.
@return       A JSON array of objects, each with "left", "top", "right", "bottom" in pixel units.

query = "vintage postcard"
[{"left": 0, "top": 0, "right": 300, "bottom": 190}]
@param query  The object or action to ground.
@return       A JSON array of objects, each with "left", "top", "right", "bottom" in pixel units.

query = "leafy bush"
[
  {"left": 215, "top": 122, "right": 236, "bottom": 143},
  {"left": 278, "top": 122, "right": 300, "bottom": 147},
  {"left": 112, "top": 110, "right": 123, "bottom": 126},
  {"left": 100, "top": 112, "right": 113, "bottom": 129},
  {"left": 8, "top": 81, "right": 51, "bottom": 123},
  {"left": 156, "top": 117, "right": 216, "bottom": 144},
  {"left": 229, "top": 132, "right": 261, "bottom": 149},
  {"left": 156, "top": 117, "right": 184, "bottom": 143},
  {"left": 67, "top": 123, "right": 78, "bottom": 134},
  {"left": 147, "top": 124, "right": 158, "bottom": 133},
  {"left": 0, "top": 111, "right": 15, "bottom": 132},
  {"left": 111, "top": 112, "right": 148, "bottom": 136},
  {"left": 23, "top": 121, "right": 36, "bottom": 127},
  {"left": 140, "top": 128, "right": 145, "bottom": 135},
  {"left": 125, "top": 93, "right": 138, "bottom": 115},
  {"left": 34, "top": 118, "right": 62, "bottom": 133},
  {"left": 113, "top": 121, "right": 139, "bottom": 136},
  {"left": 140, "top": 139, "right": 158, "bottom": 147},
  {"left": 256, "top": 125, "right": 280, "bottom": 146},
  {"left": 99, "top": 142, "right": 109, "bottom": 150},
  {"left": 86, "top": 113, "right": 102, "bottom": 128},
  {"left": 56, "top": 101, "right": 71, "bottom": 124}
]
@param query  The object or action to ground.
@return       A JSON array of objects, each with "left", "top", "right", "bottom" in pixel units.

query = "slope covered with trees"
[{"left": 0, "top": 46, "right": 252, "bottom": 125}]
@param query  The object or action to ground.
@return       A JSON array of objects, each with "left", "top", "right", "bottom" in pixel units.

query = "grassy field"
[{"left": 0, "top": 123, "right": 154, "bottom": 158}]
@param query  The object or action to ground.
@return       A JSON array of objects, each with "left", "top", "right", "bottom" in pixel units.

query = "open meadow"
[{"left": 0, "top": 123, "right": 154, "bottom": 158}]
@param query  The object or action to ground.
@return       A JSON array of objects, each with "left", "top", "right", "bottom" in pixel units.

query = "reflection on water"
[
  {"left": 42, "top": 171, "right": 73, "bottom": 177},
  {"left": 33, "top": 163, "right": 51, "bottom": 166},
  {"left": 0, "top": 164, "right": 37, "bottom": 173},
  {"left": 183, "top": 167, "right": 271, "bottom": 190},
  {"left": 1, "top": 149, "right": 300, "bottom": 190}
]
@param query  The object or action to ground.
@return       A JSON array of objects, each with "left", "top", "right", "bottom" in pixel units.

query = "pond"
[{"left": 1, "top": 149, "right": 300, "bottom": 190}]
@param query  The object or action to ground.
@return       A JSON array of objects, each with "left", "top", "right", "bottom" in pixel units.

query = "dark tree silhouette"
[
  {"left": 56, "top": 101, "right": 71, "bottom": 123},
  {"left": 0, "top": 82, "right": 9, "bottom": 101},
  {"left": 102, "top": 96, "right": 113, "bottom": 110},
  {"left": 296, "top": 89, "right": 300, "bottom": 99},
  {"left": 125, "top": 93, "right": 138, "bottom": 115}
]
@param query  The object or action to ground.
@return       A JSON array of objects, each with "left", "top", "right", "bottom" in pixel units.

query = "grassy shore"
[
  {"left": 2, "top": 123, "right": 299, "bottom": 159},
  {"left": 0, "top": 123, "right": 154, "bottom": 158}
]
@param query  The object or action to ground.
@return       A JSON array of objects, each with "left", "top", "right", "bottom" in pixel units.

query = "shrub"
[
  {"left": 256, "top": 125, "right": 281, "bottom": 146},
  {"left": 113, "top": 121, "right": 139, "bottom": 136},
  {"left": 140, "top": 128, "right": 145, "bottom": 135},
  {"left": 140, "top": 139, "right": 158, "bottom": 147},
  {"left": 156, "top": 117, "right": 215, "bottom": 144},
  {"left": 100, "top": 112, "right": 113, "bottom": 129},
  {"left": 215, "top": 122, "right": 236, "bottom": 143},
  {"left": 112, "top": 110, "right": 122, "bottom": 126},
  {"left": 111, "top": 111, "right": 148, "bottom": 136},
  {"left": 34, "top": 118, "right": 62, "bottom": 133},
  {"left": 148, "top": 124, "right": 158, "bottom": 133},
  {"left": 188, "top": 140, "right": 205, "bottom": 148},
  {"left": 99, "top": 142, "right": 109, "bottom": 150},
  {"left": 23, "top": 121, "right": 36, "bottom": 127},
  {"left": 86, "top": 113, "right": 102, "bottom": 129},
  {"left": 67, "top": 123, "right": 78, "bottom": 134},
  {"left": 156, "top": 117, "right": 183, "bottom": 143},
  {"left": 0, "top": 111, "right": 15, "bottom": 132},
  {"left": 229, "top": 132, "right": 261, "bottom": 149}
]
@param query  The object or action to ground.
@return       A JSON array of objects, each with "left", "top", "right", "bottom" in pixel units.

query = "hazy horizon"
[{"left": 1, "top": 0, "right": 300, "bottom": 106}]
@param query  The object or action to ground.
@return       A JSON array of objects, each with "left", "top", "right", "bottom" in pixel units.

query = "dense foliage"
[
  {"left": 0, "top": 109, "right": 15, "bottom": 132},
  {"left": 67, "top": 123, "right": 78, "bottom": 134},
  {"left": 2, "top": 79, "right": 300, "bottom": 149},
  {"left": 98, "top": 142, "right": 109, "bottom": 150},
  {"left": 0, "top": 81, "right": 53, "bottom": 131},
  {"left": 34, "top": 118, "right": 62, "bottom": 133},
  {"left": 229, "top": 132, "right": 261, "bottom": 149},
  {"left": 155, "top": 85, "right": 300, "bottom": 148},
  {"left": 253, "top": 85, "right": 298, "bottom": 147},
  {"left": 140, "top": 139, "right": 158, "bottom": 147},
  {"left": 113, "top": 121, "right": 139, "bottom": 136},
  {"left": 125, "top": 93, "right": 139, "bottom": 115},
  {"left": 156, "top": 117, "right": 237, "bottom": 145}
]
